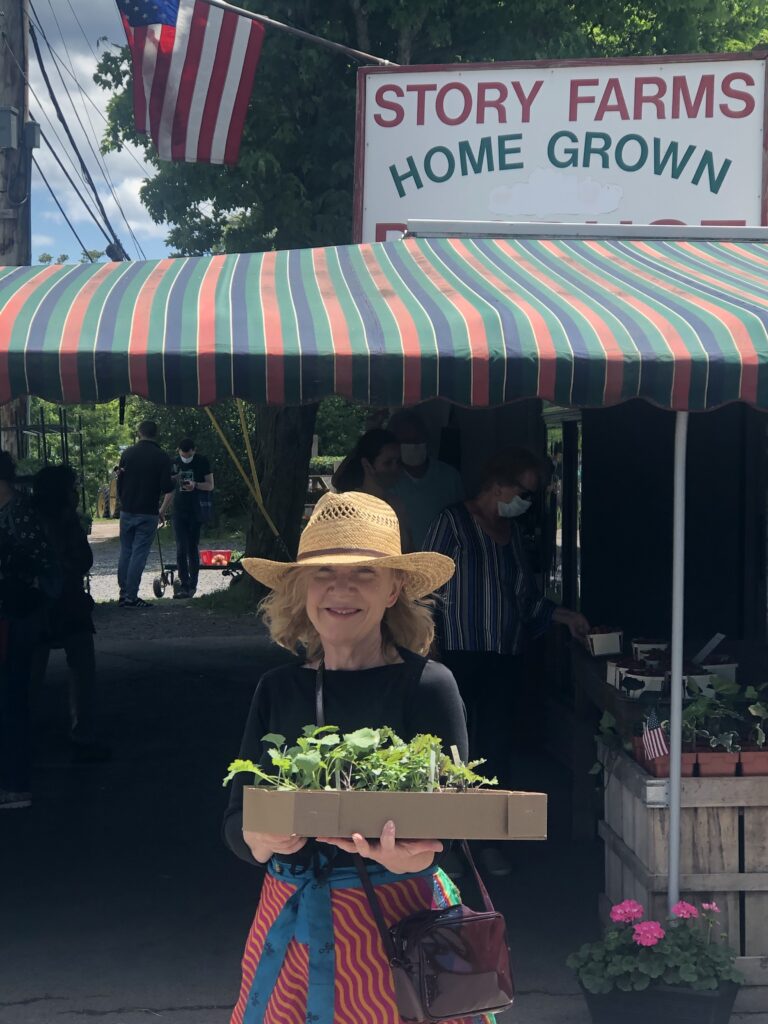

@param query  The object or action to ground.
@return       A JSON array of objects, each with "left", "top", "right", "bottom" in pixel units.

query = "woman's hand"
[
  {"left": 553, "top": 606, "right": 591, "bottom": 640},
  {"left": 243, "top": 830, "right": 307, "bottom": 864},
  {"left": 318, "top": 820, "right": 443, "bottom": 875}
]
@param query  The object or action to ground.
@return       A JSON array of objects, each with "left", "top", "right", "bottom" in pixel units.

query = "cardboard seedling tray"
[
  {"left": 243, "top": 787, "right": 547, "bottom": 840},
  {"left": 587, "top": 631, "right": 623, "bottom": 657}
]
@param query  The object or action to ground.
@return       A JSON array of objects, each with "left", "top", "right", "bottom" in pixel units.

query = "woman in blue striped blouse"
[{"left": 423, "top": 447, "right": 589, "bottom": 875}]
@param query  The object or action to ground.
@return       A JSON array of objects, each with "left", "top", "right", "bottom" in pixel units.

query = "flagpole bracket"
[{"left": 646, "top": 779, "right": 670, "bottom": 808}]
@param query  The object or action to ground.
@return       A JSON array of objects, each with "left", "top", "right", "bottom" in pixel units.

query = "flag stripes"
[{"left": 117, "top": 0, "right": 265, "bottom": 165}]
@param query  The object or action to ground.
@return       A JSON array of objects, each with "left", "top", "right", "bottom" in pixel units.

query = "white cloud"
[
  {"left": 32, "top": 233, "right": 55, "bottom": 248},
  {"left": 489, "top": 168, "right": 623, "bottom": 217}
]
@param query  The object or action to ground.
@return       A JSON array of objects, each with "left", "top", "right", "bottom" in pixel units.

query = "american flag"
[
  {"left": 643, "top": 707, "right": 669, "bottom": 761},
  {"left": 117, "top": 0, "right": 265, "bottom": 165}
]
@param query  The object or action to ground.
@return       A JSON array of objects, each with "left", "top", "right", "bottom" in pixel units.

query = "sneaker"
[
  {"left": 479, "top": 847, "right": 512, "bottom": 878},
  {"left": 118, "top": 596, "right": 126, "bottom": 607},
  {"left": 0, "top": 789, "right": 32, "bottom": 810},
  {"left": 173, "top": 588, "right": 190, "bottom": 600},
  {"left": 71, "top": 739, "right": 112, "bottom": 764},
  {"left": 123, "top": 598, "right": 152, "bottom": 609}
]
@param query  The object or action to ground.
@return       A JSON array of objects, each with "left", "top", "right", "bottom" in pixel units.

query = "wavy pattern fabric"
[
  {"left": 231, "top": 860, "right": 495, "bottom": 1024},
  {"left": 2, "top": 236, "right": 768, "bottom": 410}
]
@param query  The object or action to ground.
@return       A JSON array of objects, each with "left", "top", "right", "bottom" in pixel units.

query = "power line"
[
  {"left": 29, "top": 22, "right": 129, "bottom": 260},
  {"left": 63, "top": 0, "right": 98, "bottom": 64},
  {"left": 30, "top": 2, "right": 146, "bottom": 258},
  {"left": 40, "top": 129, "right": 113, "bottom": 246},
  {"left": 32, "top": 155, "right": 95, "bottom": 261},
  {"left": 2, "top": 32, "right": 94, "bottom": 198}
]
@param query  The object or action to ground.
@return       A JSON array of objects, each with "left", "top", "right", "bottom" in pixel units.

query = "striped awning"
[{"left": 2, "top": 235, "right": 768, "bottom": 410}]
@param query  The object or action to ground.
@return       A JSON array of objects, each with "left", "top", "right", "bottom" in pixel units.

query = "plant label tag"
[
  {"left": 692, "top": 632, "right": 726, "bottom": 665},
  {"left": 450, "top": 745, "right": 462, "bottom": 767}
]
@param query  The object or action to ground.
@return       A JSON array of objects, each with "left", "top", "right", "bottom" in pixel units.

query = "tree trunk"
[{"left": 243, "top": 403, "right": 318, "bottom": 577}]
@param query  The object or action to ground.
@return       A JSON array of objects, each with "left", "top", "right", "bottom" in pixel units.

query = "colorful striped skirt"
[{"left": 231, "top": 855, "right": 497, "bottom": 1024}]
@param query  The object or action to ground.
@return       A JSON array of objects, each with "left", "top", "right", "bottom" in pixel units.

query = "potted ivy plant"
[
  {"left": 567, "top": 899, "right": 741, "bottom": 1024},
  {"left": 224, "top": 725, "right": 547, "bottom": 840},
  {"left": 740, "top": 701, "right": 768, "bottom": 775}
]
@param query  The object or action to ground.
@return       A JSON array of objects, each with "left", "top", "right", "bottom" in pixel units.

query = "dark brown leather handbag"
[{"left": 315, "top": 663, "right": 515, "bottom": 1022}]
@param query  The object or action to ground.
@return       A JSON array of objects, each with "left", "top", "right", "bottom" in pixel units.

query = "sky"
[{"left": 29, "top": 1, "right": 168, "bottom": 264}]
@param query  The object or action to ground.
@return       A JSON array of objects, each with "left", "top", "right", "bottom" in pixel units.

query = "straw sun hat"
[{"left": 242, "top": 491, "right": 455, "bottom": 599}]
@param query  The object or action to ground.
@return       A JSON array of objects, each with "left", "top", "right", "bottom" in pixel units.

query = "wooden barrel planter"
[{"left": 598, "top": 746, "right": 768, "bottom": 1014}]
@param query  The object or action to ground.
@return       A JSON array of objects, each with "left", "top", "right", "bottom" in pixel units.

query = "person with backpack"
[{"left": 170, "top": 438, "right": 214, "bottom": 599}]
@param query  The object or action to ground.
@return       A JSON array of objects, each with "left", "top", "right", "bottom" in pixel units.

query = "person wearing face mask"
[
  {"left": 388, "top": 410, "right": 464, "bottom": 549},
  {"left": 423, "top": 446, "right": 589, "bottom": 877},
  {"left": 331, "top": 429, "right": 412, "bottom": 550},
  {"left": 170, "top": 438, "right": 214, "bottom": 599}
]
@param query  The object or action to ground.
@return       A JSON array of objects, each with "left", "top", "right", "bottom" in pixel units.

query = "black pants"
[
  {"left": 31, "top": 631, "right": 97, "bottom": 741},
  {"left": 174, "top": 512, "right": 201, "bottom": 592},
  {"left": 440, "top": 651, "right": 524, "bottom": 791}
]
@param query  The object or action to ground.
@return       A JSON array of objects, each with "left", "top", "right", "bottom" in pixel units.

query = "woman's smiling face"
[{"left": 305, "top": 565, "right": 402, "bottom": 647}]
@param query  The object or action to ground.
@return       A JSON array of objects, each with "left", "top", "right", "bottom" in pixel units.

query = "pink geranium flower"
[
  {"left": 672, "top": 901, "right": 699, "bottom": 920},
  {"left": 702, "top": 902, "right": 720, "bottom": 914},
  {"left": 610, "top": 899, "right": 645, "bottom": 923},
  {"left": 633, "top": 921, "right": 666, "bottom": 947}
]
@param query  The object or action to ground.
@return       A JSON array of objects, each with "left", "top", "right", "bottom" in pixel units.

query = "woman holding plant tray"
[{"left": 223, "top": 491, "right": 495, "bottom": 1024}]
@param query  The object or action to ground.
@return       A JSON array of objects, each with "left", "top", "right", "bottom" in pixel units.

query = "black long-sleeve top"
[{"left": 223, "top": 650, "right": 468, "bottom": 869}]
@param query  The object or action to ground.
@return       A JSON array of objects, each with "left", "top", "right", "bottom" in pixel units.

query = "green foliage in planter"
[
  {"left": 567, "top": 900, "right": 742, "bottom": 995},
  {"left": 223, "top": 725, "right": 496, "bottom": 792},
  {"left": 747, "top": 701, "right": 768, "bottom": 747}
]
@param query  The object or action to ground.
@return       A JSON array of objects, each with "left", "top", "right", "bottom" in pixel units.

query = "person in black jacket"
[
  {"left": 116, "top": 421, "right": 174, "bottom": 608},
  {"left": 0, "top": 452, "right": 57, "bottom": 810},
  {"left": 31, "top": 465, "right": 110, "bottom": 764}
]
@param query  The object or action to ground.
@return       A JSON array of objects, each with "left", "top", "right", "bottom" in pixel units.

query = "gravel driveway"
[{"left": 88, "top": 519, "right": 242, "bottom": 604}]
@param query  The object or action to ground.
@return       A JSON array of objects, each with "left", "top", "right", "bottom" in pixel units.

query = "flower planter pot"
[
  {"left": 631, "top": 737, "right": 645, "bottom": 767},
  {"left": 645, "top": 753, "right": 696, "bottom": 778},
  {"left": 739, "top": 749, "right": 768, "bottom": 776},
  {"left": 697, "top": 751, "right": 739, "bottom": 777},
  {"left": 587, "top": 630, "right": 623, "bottom": 657},
  {"left": 579, "top": 982, "right": 739, "bottom": 1024}
]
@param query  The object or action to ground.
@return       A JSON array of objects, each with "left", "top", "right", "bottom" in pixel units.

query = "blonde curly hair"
[{"left": 259, "top": 567, "right": 435, "bottom": 662}]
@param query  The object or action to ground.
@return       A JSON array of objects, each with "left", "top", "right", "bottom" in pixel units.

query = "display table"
[{"left": 600, "top": 745, "right": 768, "bottom": 1014}]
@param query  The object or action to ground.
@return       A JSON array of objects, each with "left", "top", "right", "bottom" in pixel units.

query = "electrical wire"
[
  {"left": 30, "top": 3, "right": 146, "bottom": 258},
  {"left": 40, "top": 129, "right": 113, "bottom": 246},
  {"left": 32, "top": 154, "right": 95, "bottom": 261},
  {"left": 2, "top": 32, "right": 94, "bottom": 197},
  {"left": 29, "top": 23, "right": 129, "bottom": 260},
  {"left": 63, "top": 0, "right": 98, "bottom": 64}
]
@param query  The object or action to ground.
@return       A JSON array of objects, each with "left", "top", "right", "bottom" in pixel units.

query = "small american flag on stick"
[
  {"left": 643, "top": 707, "right": 669, "bottom": 760},
  {"left": 117, "top": 0, "right": 265, "bottom": 165}
]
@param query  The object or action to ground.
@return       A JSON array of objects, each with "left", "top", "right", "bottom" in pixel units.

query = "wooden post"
[{"left": 0, "top": 0, "right": 31, "bottom": 459}]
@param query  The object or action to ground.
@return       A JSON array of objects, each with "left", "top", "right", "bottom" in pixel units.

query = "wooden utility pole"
[{"left": 0, "top": 0, "right": 31, "bottom": 459}]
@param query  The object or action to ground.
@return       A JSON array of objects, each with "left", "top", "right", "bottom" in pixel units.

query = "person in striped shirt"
[{"left": 423, "top": 447, "right": 589, "bottom": 876}]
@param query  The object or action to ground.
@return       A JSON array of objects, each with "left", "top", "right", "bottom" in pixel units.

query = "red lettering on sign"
[
  {"left": 373, "top": 85, "right": 404, "bottom": 127},
  {"left": 405, "top": 83, "right": 437, "bottom": 125},
  {"left": 435, "top": 83, "right": 473, "bottom": 125},
  {"left": 671, "top": 75, "right": 715, "bottom": 119},
  {"left": 595, "top": 78, "right": 630, "bottom": 120},
  {"left": 720, "top": 72, "right": 755, "bottom": 118},
  {"left": 633, "top": 77, "right": 666, "bottom": 119},
  {"left": 375, "top": 223, "right": 407, "bottom": 242},
  {"left": 569, "top": 79, "right": 599, "bottom": 120},
  {"left": 511, "top": 79, "right": 543, "bottom": 122},
  {"left": 477, "top": 82, "right": 508, "bottom": 124}
]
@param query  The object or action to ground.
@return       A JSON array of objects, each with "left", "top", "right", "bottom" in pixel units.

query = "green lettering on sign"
[
  {"left": 389, "top": 156, "right": 423, "bottom": 198},
  {"left": 424, "top": 146, "right": 455, "bottom": 184},
  {"left": 458, "top": 137, "right": 494, "bottom": 176},
  {"left": 497, "top": 133, "right": 523, "bottom": 170}
]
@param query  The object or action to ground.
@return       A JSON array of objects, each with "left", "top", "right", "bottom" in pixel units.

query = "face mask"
[
  {"left": 400, "top": 443, "right": 428, "bottom": 467},
  {"left": 498, "top": 496, "right": 532, "bottom": 518},
  {"left": 180, "top": 455, "right": 194, "bottom": 464}
]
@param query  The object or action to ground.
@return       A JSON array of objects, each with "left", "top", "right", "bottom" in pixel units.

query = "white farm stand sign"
[{"left": 353, "top": 55, "right": 767, "bottom": 242}]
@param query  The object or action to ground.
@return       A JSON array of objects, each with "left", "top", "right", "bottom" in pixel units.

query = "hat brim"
[{"left": 241, "top": 551, "right": 455, "bottom": 599}]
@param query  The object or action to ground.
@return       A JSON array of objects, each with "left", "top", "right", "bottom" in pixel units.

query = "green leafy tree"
[{"left": 95, "top": 0, "right": 768, "bottom": 561}]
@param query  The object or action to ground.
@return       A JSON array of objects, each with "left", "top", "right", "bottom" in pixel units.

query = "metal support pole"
[{"left": 668, "top": 411, "right": 689, "bottom": 910}]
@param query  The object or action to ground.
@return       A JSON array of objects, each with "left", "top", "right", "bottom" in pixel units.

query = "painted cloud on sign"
[{"left": 489, "top": 168, "right": 623, "bottom": 216}]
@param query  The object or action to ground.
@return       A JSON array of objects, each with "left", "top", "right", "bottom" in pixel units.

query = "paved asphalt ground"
[{"left": 2, "top": 595, "right": 764, "bottom": 1023}]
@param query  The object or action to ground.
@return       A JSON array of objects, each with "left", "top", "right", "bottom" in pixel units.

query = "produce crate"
[{"left": 598, "top": 746, "right": 768, "bottom": 1013}]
